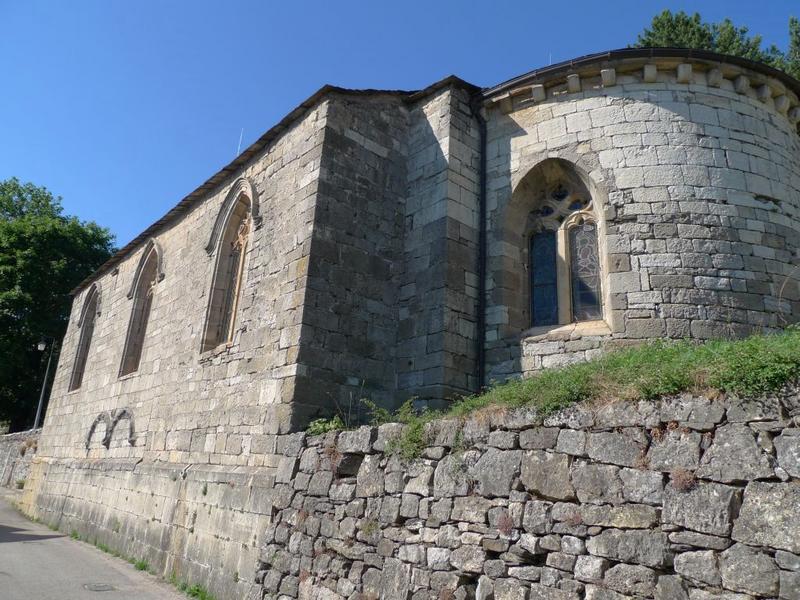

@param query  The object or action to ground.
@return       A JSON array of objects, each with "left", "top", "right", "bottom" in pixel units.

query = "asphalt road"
[{"left": 0, "top": 495, "right": 185, "bottom": 600}]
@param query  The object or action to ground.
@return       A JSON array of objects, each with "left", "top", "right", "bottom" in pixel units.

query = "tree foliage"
[
  {"left": 635, "top": 11, "right": 800, "bottom": 79},
  {"left": 0, "top": 178, "right": 115, "bottom": 431}
]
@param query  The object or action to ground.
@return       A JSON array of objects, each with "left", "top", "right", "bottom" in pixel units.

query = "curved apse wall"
[{"left": 483, "top": 56, "right": 800, "bottom": 380}]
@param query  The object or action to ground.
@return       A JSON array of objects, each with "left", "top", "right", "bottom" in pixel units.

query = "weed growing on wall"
[{"left": 313, "top": 328, "right": 800, "bottom": 459}]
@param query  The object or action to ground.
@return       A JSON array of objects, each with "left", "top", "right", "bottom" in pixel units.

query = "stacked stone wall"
[
  {"left": 0, "top": 429, "right": 39, "bottom": 488},
  {"left": 255, "top": 389, "right": 800, "bottom": 600}
]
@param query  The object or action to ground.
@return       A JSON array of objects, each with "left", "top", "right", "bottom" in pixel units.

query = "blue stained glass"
[
  {"left": 569, "top": 223, "right": 602, "bottom": 321},
  {"left": 530, "top": 230, "right": 558, "bottom": 326}
]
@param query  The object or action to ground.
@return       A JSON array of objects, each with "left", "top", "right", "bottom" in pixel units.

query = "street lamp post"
[{"left": 34, "top": 338, "right": 55, "bottom": 430}]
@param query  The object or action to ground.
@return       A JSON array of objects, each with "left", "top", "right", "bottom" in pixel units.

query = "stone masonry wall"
[
  {"left": 39, "top": 100, "right": 327, "bottom": 465},
  {"left": 484, "top": 58, "right": 800, "bottom": 382},
  {"left": 0, "top": 429, "right": 39, "bottom": 488},
  {"left": 255, "top": 388, "right": 800, "bottom": 600}
]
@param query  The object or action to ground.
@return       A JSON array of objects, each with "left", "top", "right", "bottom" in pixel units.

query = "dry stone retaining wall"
[
  {"left": 256, "top": 389, "right": 800, "bottom": 600},
  {"left": 0, "top": 429, "right": 39, "bottom": 488}
]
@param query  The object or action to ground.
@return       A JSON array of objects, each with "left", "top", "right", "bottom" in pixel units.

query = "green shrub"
[{"left": 306, "top": 415, "right": 345, "bottom": 436}]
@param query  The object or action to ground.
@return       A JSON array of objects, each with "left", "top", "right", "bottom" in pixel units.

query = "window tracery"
[{"left": 528, "top": 183, "right": 601, "bottom": 327}]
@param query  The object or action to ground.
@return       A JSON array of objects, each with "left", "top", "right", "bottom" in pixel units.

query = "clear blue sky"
[{"left": 1, "top": 1, "right": 797, "bottom": 246}]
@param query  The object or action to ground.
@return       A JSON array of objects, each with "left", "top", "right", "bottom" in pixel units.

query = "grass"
[
  {"left": 133, "top": 559, "right": 150, "bottom": 571},
  {"left": 170, "top": 573, "right": 218, "bottom": 600},
  {"left": 342, "top": 328, "right": 800, "bottom": 459},
  {"left": 454, "top": 327, "right": 800, "bottom": 415}
]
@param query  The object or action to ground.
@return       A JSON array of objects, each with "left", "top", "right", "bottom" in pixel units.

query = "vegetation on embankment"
[{"left": 308, "top": 327, "right": 800, "bottom": 459}]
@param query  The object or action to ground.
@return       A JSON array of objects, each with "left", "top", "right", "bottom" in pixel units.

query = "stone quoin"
[{"left": 14, "top": 48, "right": 800, "bottom": 600}]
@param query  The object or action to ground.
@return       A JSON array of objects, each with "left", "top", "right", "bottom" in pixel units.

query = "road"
[{"left": 0, "top": 495, "right": 185, "bottom": 600}]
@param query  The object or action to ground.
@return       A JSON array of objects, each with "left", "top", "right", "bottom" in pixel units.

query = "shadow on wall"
[{"left": 292, "top": 92, "right": 469, "bottom": 429}]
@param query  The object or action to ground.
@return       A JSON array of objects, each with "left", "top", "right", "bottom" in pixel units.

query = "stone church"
[{"left": 21, "top": 48, "right": 800, "bottom": 599}]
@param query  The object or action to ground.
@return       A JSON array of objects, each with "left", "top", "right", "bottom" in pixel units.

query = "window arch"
[
  {"left": 528, "top": 183, "right": 602, "bottom": 326},
  {"left": 202, "top": 191, "right": 252, "bottom": 352},
  {"left": 69, "top": 284, "right": 100, "bottom": 391},
  {"left": 120, "top": 244, "right": 160, "bottom": 376}
]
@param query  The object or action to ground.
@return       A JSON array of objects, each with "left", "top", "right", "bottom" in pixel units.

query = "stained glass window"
[
  {"left": 569, "top": 222, "right": 602, "bottom": 321},
  {"left": 530, "top": 230, "right": 558, "bottom": 326}
]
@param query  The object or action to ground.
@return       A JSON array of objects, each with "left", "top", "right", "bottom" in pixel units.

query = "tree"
[
  {"left": 0, "top": 178, "right": 115, "bottom": 431},
  {"left": 634, "top": 11, "right": 800, "bottom": 78}
]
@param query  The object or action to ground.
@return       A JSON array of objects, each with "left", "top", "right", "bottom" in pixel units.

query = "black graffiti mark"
[{"left": 85, "top": 408, "right": 135, "bottom": 450}]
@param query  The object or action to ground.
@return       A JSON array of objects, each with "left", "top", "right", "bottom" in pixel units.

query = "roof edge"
[
  {"left": 70, "top": 75, "right": 479, "bottom": 296},
  {"left": 482, "top": 47, "right": 800, "bottom": 100}
]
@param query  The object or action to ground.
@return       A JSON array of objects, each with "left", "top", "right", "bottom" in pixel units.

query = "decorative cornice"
[{"left": 483, "top": 49, "right": 800, "bottom": 131}]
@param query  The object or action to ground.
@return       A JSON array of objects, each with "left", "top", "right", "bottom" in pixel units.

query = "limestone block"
[
  {"left": 676, "top": 64, "right": 693, "bottom": 84},
  {"left": 643, "top": 64, "right": 658, "bottom": 83},
  {"left": 529, "top": 584, "right": 578, "bottom": 599},
  {"left": 663, "top": 481, "right": 741, "bottom": 536},
  {"left": 571, "top": 462, "right": 623, "bottom": 505},
  {"left": 470, "top": 448, "right": 521, "bottom": 498},
  {"left": 647, "top": 430, "right": 701, "bottom": 472},
  {"left": 586, "top": 529, "right": 673, "bottom": 568},
  {"left": 355, "top": 454, "right": 383, "bottom": 497},
  {"left": 567, "top": 74, "right": 581, "bottom": 93},
  {"left": 619, "top": 468, "right": 664, "bottom": 506},
  {"left": 574, "top": 555, "right": 609, "bottom": 582},
  {"left": 674, "top": 550, "right": 721, "bottom": 586},
  {"left": 775, "top": 430, "right": 800, "bottom": 477},
  {"left": 518, "top": 501, "right": 552, "bottom": 537},
  {"left": 520, "top": 428, "right": 559, "bottom": 450},
  {"left": 531, "top": 85, "right": 546, "bottom": 102},
  {"left": 695, "top": 424, "right": 774, "bottom": 483},
  {"left": 604, "top": 563, "right": 657, "bottom": 597},
  {"left": 734, "top": 75, "right": 750, "bottom": 94},
  {"left": 732, "top": 482, "right": 800, "bottom": 553},
  {"left": 520, "top": 451, "right": 576, "bottom": 500},
  {"left": 601, "top": 69, "right": 616, "bottom": 87},
  {"left": 720, "top": 543, "right": 779, "bottom": 596},
  {"left": 707, "top": 68, "right": 723, "bottom": 87},
  {"left": 586, "top": 432, "right": 646, "bottom": 468}
]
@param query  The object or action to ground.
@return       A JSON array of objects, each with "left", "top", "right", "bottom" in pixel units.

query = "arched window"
[
  {"left": 119, "top": 244, "right": 161, "bottom": 376},
  {"left": 528, "top": 183, "right": 602, "bottom": 326},
  {"left": 202, "top": 193, "right": 252, "bottom": 351},
  {"left": 69, "top": 284, "right": 100, "bottom": 391}
]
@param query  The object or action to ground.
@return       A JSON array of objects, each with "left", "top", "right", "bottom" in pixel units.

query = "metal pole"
[{"left": 33, "top": 341, "right": 55, "bottom": 429}]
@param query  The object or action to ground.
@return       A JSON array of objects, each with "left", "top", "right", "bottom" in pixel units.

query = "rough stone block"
[
  {"left": 521, "top": 451, "right": 575, "bottom": 501},
  {"left": 732, "top": 482, "right": 800, "bottom": 553},
  {"left": 663, "top": 481, "right": 741, "bottom": 536},
  {"left": 720, "top": 543, "right": 779, "bottom": 596},
  {"left": 586, "top": 529, "right": 673, "bottom": 568}
]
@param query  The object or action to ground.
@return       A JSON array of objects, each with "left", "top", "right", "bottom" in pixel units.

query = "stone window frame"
[
  {"left": 69, "top": 283, "right": 101, "bottom": 391},
  {"left": 500, "top": 157, "right": 614, "bottom": 341},
  {"left": 526, "top": 191, "right": 602, "bottom": 328},
  {"left": 200, "top": 180, "right": 257, "bottom": 354},
  {"left": 119, "top": 240, "right": 163, "bottom": 377}
]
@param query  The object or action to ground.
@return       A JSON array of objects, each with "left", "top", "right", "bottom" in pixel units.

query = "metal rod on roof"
[{"left": 237, "top": 128, "right": 244, "bottom": 156}]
